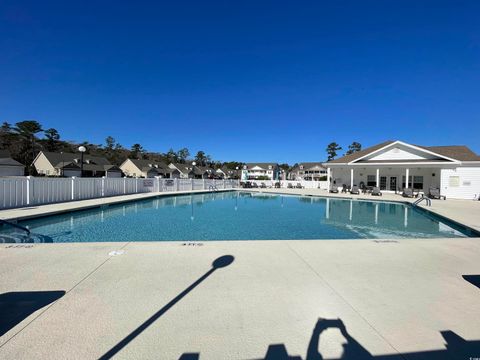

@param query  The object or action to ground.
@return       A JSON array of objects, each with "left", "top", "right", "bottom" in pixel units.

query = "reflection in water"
[{"left": 1, "top": 192, "right": 474, "bottom": 243}]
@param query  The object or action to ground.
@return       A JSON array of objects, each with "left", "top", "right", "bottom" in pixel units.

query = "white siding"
[
  {"left": 440, "top": 167, "right": 480, "bottom": 200},
  {"left": 369, "top": 147, "right": 430, "bottom": 161}
]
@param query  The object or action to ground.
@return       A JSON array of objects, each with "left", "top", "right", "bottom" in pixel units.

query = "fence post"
[
  {"left": 26, "top": 176, "right": 31, "bottom": 205},
  {"left": 102, "top": 176, "right": 105, "bottom": 197},
  {"left": 203, "top": 178, "right": 206, "bottom": 190},
  {"left": 223, "top": 179, "right": 226, "bottom": 189},
  {"left": 135, "top": 178, "right": 138, "bottom": 193},
  {"left": 123, "top": 177, "right": 126, "bottom": 194},
  {"left": 176, "top": 178, "right": 179, "bottom": 192},
  {"left": 71, "top": 177, "right": 75, "bottom": 200},
  {"left": 191, "top": 178, "right": 194, "bottom": 191}
]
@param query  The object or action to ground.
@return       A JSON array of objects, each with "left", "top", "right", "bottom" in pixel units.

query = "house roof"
[
  {"left": 39, "top": 151, "right": 121, "bottom": 172},
  {"left": 327, "top": 141, "right": 480, "bottom": 164},
  {"left": 327, "top": 141, "right": 395, "bottom": 164},
  {"left": 127, "top": 159, "right": 172, "bottom": 173},
  {"left": 291, "top": 162, "right": 326, "bottom": 171},
  {"left": 0, "top": 150, "right": 25, "bottom": 167},
  {"left": 245, "top": 163, "right": 278, "bottom": 170},
  {"left": 417, "top": 145, "right": 480, "bottom": 162}
]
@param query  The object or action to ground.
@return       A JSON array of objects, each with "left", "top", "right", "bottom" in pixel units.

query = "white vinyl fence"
[
  {"left": 0, "top": 177, "right": 240, "bottom": 210},
  {"left": 244, "top": 179, "right": 328, "bottom": 190}
]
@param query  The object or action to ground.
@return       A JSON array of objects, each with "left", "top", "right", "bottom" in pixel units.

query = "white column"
[
  {"left": 71, "top": 177, "right": 75, "bottom": 200},
  {"left": 327, "top": 168, "right": 331, "bottom": 190},
  {"left": 405, "top": 168, "right": 410, "bottom": 188},
  {"left": 26, "top": 176, "right": 31, "bottom": 205},
  {"left": 376, "top": 169, "right": 380, "bottom": 188},
  {"left": 350, "top": 168, "right": 354, "bottom": 188}
]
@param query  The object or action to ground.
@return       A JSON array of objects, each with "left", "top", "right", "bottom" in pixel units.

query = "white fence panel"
[
  {"left": 31, "top": 177, "right": 72, "bottom": 205},
  {"left": 0, "top": 177, "right": 240, "bottom": 210},
  {"left": 0, "top": 177, "right": 28, "bottom": 209}
]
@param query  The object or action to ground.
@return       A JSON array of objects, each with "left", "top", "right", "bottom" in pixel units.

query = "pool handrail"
[{"left": 0, "top": 218, "right": 31, "bottom": 235}]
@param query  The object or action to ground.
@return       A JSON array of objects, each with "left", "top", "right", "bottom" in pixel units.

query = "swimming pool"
[{"left": 0, "top": 191, "right": 477, "bottom": 243}]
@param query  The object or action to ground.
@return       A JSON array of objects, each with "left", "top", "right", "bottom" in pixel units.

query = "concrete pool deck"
[
  {"left": 1, "top": 189, "right": 480, "bottom": 359},
  {"left": 1, "top": 239, "right": 480, "bottom": 359}
]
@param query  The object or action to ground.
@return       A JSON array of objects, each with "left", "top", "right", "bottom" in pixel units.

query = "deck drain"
[{"left": 109, "top": 250, "right": 125, "bottom": 256}]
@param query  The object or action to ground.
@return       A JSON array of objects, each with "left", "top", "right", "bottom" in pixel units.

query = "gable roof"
[
  {"left": 327, "top": 141, "right": 395, "bottom": 164},
  {"left": 37, "top": 151, "right": 121, "bottom": 172},
  {"left": 0, "top": 150, "right": 24, "bottom": 167},
  {"left": 126, "top": 158, "right": 176, "bottom": 174},
  {"left": 327, "top": 141, "right": 480, "bottom": 164},
  {"left": 291, "top": 162, "right": 326, "bottom": 171},
  {"left": 245, "top": 163, "right": 278, "bottom": 170}
]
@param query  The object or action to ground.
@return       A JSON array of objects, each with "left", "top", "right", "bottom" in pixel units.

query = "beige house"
[
  {"left": 0, "top": 150, "right": 25, "bottom": 176},
  {"left": 326, "top": 140, "right": 480, "bottom": 199},
  {"left": 33, "top": 151, "right": 122, "bottom": 177},
  {"left": 288, "top": 162, "right": 327, "bottom": 181},
  {"left": 120, "top": 159, "right": 180, "bottom": 178}
]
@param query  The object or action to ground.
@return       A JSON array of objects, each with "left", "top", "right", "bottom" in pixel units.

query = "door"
[
  {"left": 389, "top": 177, "right": 397, "bottom": 191},
  {"left": 380, "top": 176, "right": 387, "bottom": 190}
]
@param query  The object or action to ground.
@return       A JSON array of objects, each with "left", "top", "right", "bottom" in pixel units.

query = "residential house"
[
  {"left": 120, "top": 159, "right": 180, "bottom": 178},
  {"left": 168, "top": 163, "right": 213, "bottom": 179},
  {"left": 325, "top": 140, "right": 480, "bottom": 199},
  {"left": 0, "top": 150, "right": 25, "bottom": 176},
  {"left": 288, "top": 162, "right": 327, "bottom": 181},
  {"left": 33, "top": 151, "right": 122, "bottom": 177},
  {"left": 215, "top": 167, "right": 239, "bottom": 179},
  {"left": 241, "top": 163, "right": 280, "bottom": 181}
]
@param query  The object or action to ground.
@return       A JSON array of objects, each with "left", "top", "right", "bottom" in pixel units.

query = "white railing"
[
  {"left": 242, "top": 179, "right": 328, "bottom": 190},
  {"left": 0, "top": 177, "right": 240, "bottom": 210}
]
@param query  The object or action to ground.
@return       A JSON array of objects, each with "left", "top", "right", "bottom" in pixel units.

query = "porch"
[{"left": 326, "top": 165, "right": 444, "bottom": 193}]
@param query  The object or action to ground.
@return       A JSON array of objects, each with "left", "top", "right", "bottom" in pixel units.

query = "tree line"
[{"left": 0, "top": 120, "right": 242, "bottom": 175}]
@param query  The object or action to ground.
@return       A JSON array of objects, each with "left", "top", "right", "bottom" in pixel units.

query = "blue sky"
[{"left": 1, "top": 1, "right": 479, "bottom": 163}]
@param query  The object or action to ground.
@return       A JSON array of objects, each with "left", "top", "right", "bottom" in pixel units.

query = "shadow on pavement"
[
  {"left": 99, "top": 255, "right": 235, "bottom": 360},
  {"left": 463, "top": 275, "right": 480, "bottom": 290},
  {"left": 0, "top": 290, "right": 66, "bottom": 337},
  {"left": 179, "top": 318, "right": 480, "bottom": 360}
]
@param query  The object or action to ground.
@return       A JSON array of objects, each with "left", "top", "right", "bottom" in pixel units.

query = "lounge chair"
[
  {"left": 428, "top": 187, "right": 446, "bottom": 200},
  {"left": 260, "top": 182, "right": 267, "bottom": 188},
  {"left": 371, "top": 187, "right": 382, "bottom": 196},
  {"left": 329, "top": 183, "right": 339, "bottom": 193},
  {"left": 274, "top": 182, "right": 281, "bottom": 188},
  {"left": 251, "top": 182, "right": 258, "bottom": 188},
  {"left": 341, "top": 184, "right": 348, "bottom": 193},
  {"left": 295, "top": 183, "right": 303, "bottom": 189},
  {"left": 402, "top": 188, "right": 414, "bottom": 198},
  {"left": 350, "top": 185, "right": 360, "bottom": 195},
  {"left": 287, "top": 183, "right": 294, "bottom": 189}
]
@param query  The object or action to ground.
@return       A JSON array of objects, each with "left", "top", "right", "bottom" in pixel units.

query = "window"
[
  {"left": 449, "top": 176, "right": 460, "bottom": 187},
  {"left": 413, "top": 176, "right": 423, "bottom": 189},
  {"left": 367, "top": 175, "right": 376, "bottom": 187},
  {"left": 401, "top": 176, "right": 423, "bottom": 189}
]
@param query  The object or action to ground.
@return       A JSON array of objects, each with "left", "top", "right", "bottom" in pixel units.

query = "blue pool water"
[{"left": 1, "top": 192, "right": 477, "bottom": 243}]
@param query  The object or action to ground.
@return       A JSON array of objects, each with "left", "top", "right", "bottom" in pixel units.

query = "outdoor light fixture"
[{"left": 78, "top": 146, "right": 86, "bottom": 177}]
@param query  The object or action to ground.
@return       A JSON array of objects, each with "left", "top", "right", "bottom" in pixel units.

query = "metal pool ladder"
[
  {"left": 0, "top": 218, "right": 31, "bottom": 236},
  {"left": 413, "top": 196, "right": 432, "bottom": 207},
  {"left": 208, "top": 185, "right": 219, "bottom": 192}
]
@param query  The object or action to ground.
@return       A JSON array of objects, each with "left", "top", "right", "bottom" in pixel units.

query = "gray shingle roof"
[
  {"left": 39, "top": 151, "right": 120, "bottom": 172},
  {"left": 327, "top": 141, "right": 480, "bottom": 163},
  {"left": 0, "top": 150, "right": 25, "bottom": 167}
]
